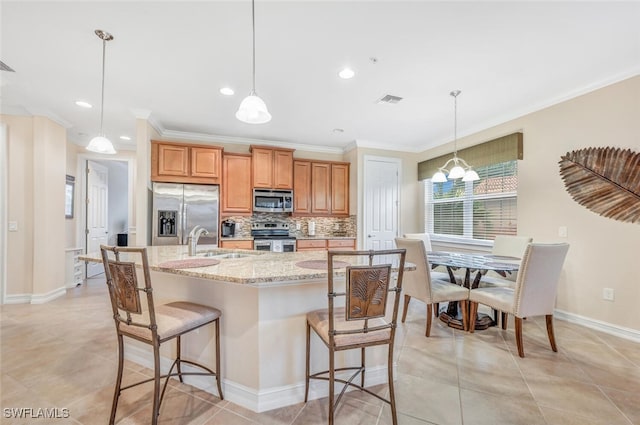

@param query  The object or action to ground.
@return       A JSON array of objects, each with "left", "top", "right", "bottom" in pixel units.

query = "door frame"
[
  {"left": 361, "top": 155, "right": 402, "bottom": 250},
  {"left": 0, "top": 124, "right": 7, "bottom": 304},
  {"left": 76, "top": 154, "right": 135, "bottom": 275}
]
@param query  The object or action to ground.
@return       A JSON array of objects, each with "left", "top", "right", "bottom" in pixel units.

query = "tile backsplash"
[{"left": 222, "top": 214, "right": 356, "bottom": 239}]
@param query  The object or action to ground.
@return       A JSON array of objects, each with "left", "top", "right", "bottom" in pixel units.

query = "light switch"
[
  {"left": 558, "top": 226, "right": 568, "bottom": 238},
  {"left": 8, "top": 221, "right": 18, "bottom": 232}
]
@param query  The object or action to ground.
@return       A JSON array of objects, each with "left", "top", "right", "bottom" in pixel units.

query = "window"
[{"left": 425, "top": 160, "right": 517, "bottom": 242}]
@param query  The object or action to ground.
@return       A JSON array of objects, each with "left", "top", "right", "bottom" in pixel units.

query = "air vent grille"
[
  {"left": 0, "top": 61, "right": 15, "bottom": 72},
  {"left": 376, "top": 94, "right": 403, "bottom": 104}
]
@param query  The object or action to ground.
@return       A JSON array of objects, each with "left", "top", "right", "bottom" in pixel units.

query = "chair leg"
[
  {"left": 402, "top": 295, "right": 410, "bottom": 323},
  {"left": 304, "top": 321, "right": 311, "bottom": 402},
  {"left": 460, "top": 300, "right": 468, "bottom": 332},
  {"left": 425, "top": 304, "right": 432, "bottom": 337},
  {"left": 468, "top": 302, "right": 478, "bottom": 333},
  {"left": 361, "top": 347, "right": 366, "bottom": 389},
  {"left": 215, "top": 318, "right": 224, "bottom": 400},
  {"left": 152, "top": 343, "right": 161, "bottom": 425},
  {"left": 546, "top": 315, "right": 558, "bottom": 353},
  {"left": 328, "top": 349, "right": 335, "bottom": 425},
  {"left": 109, "top": 334, "right": 125, "bottom": 425},
  {"left": 501, "top": 312, "right": 508, "bottom": 330},
  {"left": 176, "top": 335, "right": 183, "bottom": 383},
  {"left": 434, "top": 302, "right": 440, "bottom": 317},
  {"left": 388, "top": 343, "right": 398, "bottom": 425},
  {"left": 515, "top": 317, "right": 525, "bottom": 358}
]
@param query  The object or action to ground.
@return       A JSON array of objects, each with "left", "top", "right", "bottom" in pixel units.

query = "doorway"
[
  {"left": 81, "top": 158, "right": 130, "bottom": 278},
  {"left": 363, "top": 155, "right": 401, "bottom": 250},
  {"left": 0, "top": 124, "right": 7, "bottom": 304}
]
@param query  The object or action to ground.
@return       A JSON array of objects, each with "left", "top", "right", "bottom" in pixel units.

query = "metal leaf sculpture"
[{"left": 559, "top": 147, "right": 640, "bottom": 223}]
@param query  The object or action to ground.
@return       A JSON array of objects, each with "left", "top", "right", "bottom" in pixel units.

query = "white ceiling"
[{"left": 2, "top": 1, "right": 639, "bottom": 153}]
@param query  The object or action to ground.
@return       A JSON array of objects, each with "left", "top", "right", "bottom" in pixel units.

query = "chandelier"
[{"left": 432, "top": 90, "right": 479, "bottom": 182}]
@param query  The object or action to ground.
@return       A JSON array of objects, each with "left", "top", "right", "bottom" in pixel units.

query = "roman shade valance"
[{"left": 418, "top": 132, "right": 523, "bottom": 180}]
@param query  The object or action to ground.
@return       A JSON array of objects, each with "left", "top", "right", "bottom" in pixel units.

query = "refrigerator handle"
[{"left": 178, "top": 202, "right": 185, "bottom": 245}]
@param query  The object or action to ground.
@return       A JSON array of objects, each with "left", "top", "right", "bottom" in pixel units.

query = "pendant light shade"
[
  {"left": 236, "top": 91, "right": 271, "bottom": 124},
  {"left": 87, "top": 29, "right": 116, "bottom": 154},
  {"left": 237, "top": 0, "right": 271, "bottom": 124},
  {"left": 431, "top": 90, "right": 478, "bottom": 182}
]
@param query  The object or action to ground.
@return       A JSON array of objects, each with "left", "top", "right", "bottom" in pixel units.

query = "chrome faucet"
[{"left": 187, "top": 225, "right": 209, "bottom": 256}]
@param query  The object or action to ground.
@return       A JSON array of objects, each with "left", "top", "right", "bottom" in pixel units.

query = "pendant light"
[
  {"left": 236, "top": 0, "right": 272, "bottom": 124},
  {"left": 86, "top": 29, "right": 116, "bottom": 154},
  {"left": 432, "top": 90, "right": 479, "bottom": 182}
]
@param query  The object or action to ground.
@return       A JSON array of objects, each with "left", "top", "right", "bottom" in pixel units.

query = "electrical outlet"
[
  {"left": 558, "top": 226, "right": 568, "bottom": 238},
  {"left": 296, "top": 222, "right": 301, "bottom": 230},
  {"left": 602, "top": 288, "right": 615, "bottom": 301},
  {"left": 8, "top": 221, "right": 18, "bottom": 232}
]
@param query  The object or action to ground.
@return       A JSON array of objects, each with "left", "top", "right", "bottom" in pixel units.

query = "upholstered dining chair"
[
  {"left": 304, "top": 248, "right": 406, "bottom": 425},
  {"left": 480, "top": 235, "right": 533, "bottom": 288},
  {"left": 468, "top": 243, "right": 570, "bottom": 357},
  {"left": 403, "top": 233, "right": 452, "bottom": 282},
  {"left": 100, "top": 245, "right": 223, "bottom": 425},
  {"left": 395, "top": 238, "right": 470, "bottom": 336}
]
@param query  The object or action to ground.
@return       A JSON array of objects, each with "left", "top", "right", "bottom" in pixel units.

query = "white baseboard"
[
  {"left": 555, "top": 309, "right": 640, "bottom": 343},
  {"left": 124, "top": 344, "right": 394, "bottom": 413},
  {"left": 3, "top": 286, "right": 67, "bottom": 305}
]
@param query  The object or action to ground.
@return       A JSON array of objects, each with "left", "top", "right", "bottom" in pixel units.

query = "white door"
[
  {"left": 86, "top": 161, "right": 108, "bottom": 277},
  {"left": 363, "top": 156, "right": 401, "bottom": 251}
]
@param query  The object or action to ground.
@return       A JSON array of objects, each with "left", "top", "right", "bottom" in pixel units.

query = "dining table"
[{"left": 427, "top": 251, "right": 520, "bottom": 330}]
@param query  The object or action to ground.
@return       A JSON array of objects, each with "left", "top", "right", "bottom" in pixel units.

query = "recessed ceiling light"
[
  {"left": 220, "top": 87, "right": 234, "bottom": 96},
  {"left": 75, "top": 100, "right": 92, "bottom": 108},
  {"left": 338, "top": 68, "right": 355, "bottom": 79},
  {"left": 119, "top": 135, "right": 131, "bottom": 141}
]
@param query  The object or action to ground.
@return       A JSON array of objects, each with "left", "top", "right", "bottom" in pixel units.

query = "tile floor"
[{"left": 1, "top": 277, "right": 639, "bottom": 424}]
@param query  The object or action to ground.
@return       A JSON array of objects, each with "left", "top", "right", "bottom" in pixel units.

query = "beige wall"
[
  {"left": 65, "top": 141, "right": 80, "bottom": 248},
  {"left": 416, "top": 75, "right": 640, "bottom": 331},
  {"left": 2, "top": 115, "right": 66, "bottom": 298}
]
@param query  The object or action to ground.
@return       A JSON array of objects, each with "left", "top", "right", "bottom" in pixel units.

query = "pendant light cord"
[
  {"left": 99, "top": 38, "right": 106, "bottom": 135},
  {"left": 251, "top": 0, "right": 256, "bottom": 93},
  {"left": 451, "top": 90, "right": 460, "bottom": 158}
]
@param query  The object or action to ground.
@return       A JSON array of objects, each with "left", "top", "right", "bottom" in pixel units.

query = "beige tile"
[
  {"left": 580, "top": 362, "right": 640, "bottom": 393},
  {"left": 202, "top": 408, "right": 253, "bottom": 425},
  {"left": 540, "top": 406, "right": 631, "bottom": 425},
  {"left": 600, "top": 387, "right": 640, "bottom": 424},
  {"left": 391, "top": 373, "right": 462, "bottom": 425},
  {"left": 524, "top": 374, "right": 631, "bottom": 423},
  {"left": 398, "top": 346, "right": 459, "bottom": 386},
  {"left": 292, "top": 397, "right": 381, "bottom": 425},
  {"left": 458, "top": 360, "right": 534, "bottom": 400},
  {"left": 223, "top": 401, "right": 305, "bottom": 425},
  {"left": 459, "top": 388, "right": 546, "bottom": 425}
]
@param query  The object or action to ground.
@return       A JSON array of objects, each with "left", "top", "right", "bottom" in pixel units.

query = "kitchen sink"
[{"left": 198, "top": 250, "right": 253, "bottom": 259}]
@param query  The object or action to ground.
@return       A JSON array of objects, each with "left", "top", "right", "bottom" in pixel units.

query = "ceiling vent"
[
  {"left": 376, "top": 94, "right": 403, "bottom": 104},
  {"left": 0, "top": 61, "right": 15, "bottom": 72}
]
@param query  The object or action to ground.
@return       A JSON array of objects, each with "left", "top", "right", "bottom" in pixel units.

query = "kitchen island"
[{"left": 80, "top": 246, "right": 409, "bottom": 413}]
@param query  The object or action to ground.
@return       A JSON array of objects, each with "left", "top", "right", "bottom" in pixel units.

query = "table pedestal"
[{"left": 439, "top": 267, "right": 495, "bottom": 330}]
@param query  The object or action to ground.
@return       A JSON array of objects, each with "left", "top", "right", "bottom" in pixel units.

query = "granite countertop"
[
  {"left": 296, "top": 236, "right": 356, "bottom": 240},
  {"left": 80, "top": 245, "right": 411, "bottom": 287}
]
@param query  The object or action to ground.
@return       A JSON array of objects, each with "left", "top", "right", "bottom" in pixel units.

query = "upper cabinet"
[
  {"left": 293, "top": 160, "right": 350, "bottom": 217},
  {"left": 151, "top": 141, "right": 222, "bottom": 184},
  {"left": 251, "top": 146, "right": 294, "bottom": 189},
  {"left": 222, "top": 153, "right": 252, "bottom": 215}
]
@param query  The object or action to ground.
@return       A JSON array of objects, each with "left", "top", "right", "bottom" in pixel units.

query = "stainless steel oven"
[{"left": 252, "top": 222, "right": 296, "bottom": 252}]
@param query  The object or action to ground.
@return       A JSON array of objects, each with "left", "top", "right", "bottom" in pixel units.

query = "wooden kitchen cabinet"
[
  {"left": 220, "top": 239, "right": 253, "bottom": 250},
  {"left": 293, "top": 161, "right": 312, "bottom": 214},
  {"left": 222, "top": 153, "right": 252, "bottom": 214},
  {"left": 251, "top": 146, "right": 294, "bottom": 189},
  {"left": 330, "top": 163, "right": 350, "bottom": 216},
  {"left": 327, "top": 239, "right": 356, "bottom": 250},
  {"left": 296, "top": 239, "right": 327, "bottom": 251},
  {"left": 311, "top": 162, "right": 331, "bottom": 214},
  {"left": 151, "top": 141, "right": 222, "bottom": 184},
  {"left": 294, "top": 160, "right": 350, "bottom": 216}
]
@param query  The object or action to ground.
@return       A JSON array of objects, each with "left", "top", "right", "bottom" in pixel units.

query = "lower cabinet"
[
  {"left": 65, "top": 248, "right": 84, "bottom": 288},
  {"left": 297, "top": 239, "right": 356, "bottom": 251},
  {"left": 220, "top": 240, "right": 253, "bottom": 250}
]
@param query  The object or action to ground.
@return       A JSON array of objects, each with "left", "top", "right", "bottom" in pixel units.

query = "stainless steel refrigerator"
[{"left": 152, "top": 183, "right": 219, "bottom": 247}]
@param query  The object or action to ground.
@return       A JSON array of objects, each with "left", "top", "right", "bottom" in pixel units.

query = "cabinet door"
[
  {"left": 311, "top": 162, "right": 331, "bottom": 214},
  {"left": 222, "top": 154, "right": 252, "bottom": 214},
  {"left": 331, "top": 163, "right": 350, "bottom": 215},
  {"left": 252, "top": 147, "right": 273, "bottom": 188},
  {"left": 273, "top": 150, "right": 294, "bottom": 189},
  {"left": 327, "top": 239, "right": 356, "bottom": 250},
  {"left": 293, "top": 161, "right": 312, "bottom": 214},
  {"left": 191, "top": 147, "right": 221, "bottom": 181},
  {"left": 220, "top": 240, "right": 253, "bottom": 250},
  {"left": 297, "top": 239, "right": 327, "bottom": 251},
  {"left": 157, "top": 144, "right": 189, "bottom": 177}
]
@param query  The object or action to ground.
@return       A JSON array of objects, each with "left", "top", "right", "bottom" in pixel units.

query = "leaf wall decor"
[{"left": 559, "top": 147, "right": 640, "bottom": 223}]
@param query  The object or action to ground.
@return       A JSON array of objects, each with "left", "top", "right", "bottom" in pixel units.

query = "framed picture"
[{"left": 65, "top": 175, "right": 75, "bottom": 219}]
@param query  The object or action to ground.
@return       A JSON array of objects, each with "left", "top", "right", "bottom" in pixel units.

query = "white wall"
[{"left": 103, "top": 160, "right": 129, "bottom": 246}]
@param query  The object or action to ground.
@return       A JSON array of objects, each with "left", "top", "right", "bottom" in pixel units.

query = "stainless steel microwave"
[{"left": 253, "top": 189, "right": 293, "bottom": 213}]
